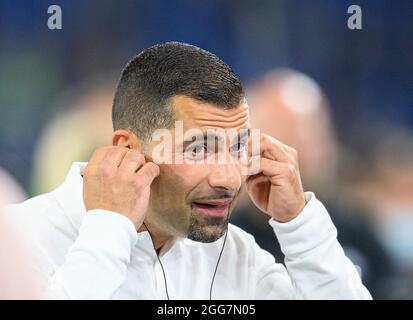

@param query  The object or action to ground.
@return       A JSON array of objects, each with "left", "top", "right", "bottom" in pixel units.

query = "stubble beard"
[{"left": 186, "top": 211, "right": 230, "bottom": 243}]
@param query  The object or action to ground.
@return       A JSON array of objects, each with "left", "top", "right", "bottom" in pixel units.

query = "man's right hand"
[{"left": 82, "top": 146, "right": 160, "bottom": 229}]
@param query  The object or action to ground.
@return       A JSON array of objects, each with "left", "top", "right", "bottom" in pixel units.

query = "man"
[{"left": 5, "top": 42, "right": 371, "bottom": 299}]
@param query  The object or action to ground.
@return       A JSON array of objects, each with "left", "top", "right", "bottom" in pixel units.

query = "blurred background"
[{"left": 0, "top": 0, "right": 412, "bottom": 299}]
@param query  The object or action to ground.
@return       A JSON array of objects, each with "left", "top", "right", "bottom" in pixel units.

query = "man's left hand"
[{"left": 246, "top": 134, "right": 306, "bottom": 223}]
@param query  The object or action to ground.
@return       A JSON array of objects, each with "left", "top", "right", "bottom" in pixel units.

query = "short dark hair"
[{"left": 112, "top": 42, "right": 244, "bottom": 141}]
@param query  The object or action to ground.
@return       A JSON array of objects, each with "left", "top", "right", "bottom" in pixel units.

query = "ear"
[{"left": 111, "top": 129, "right": 143, "bottom": 151}]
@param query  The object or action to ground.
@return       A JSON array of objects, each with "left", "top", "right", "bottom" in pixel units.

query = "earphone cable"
[
  {"left": 143, "top": 212, "right": 231, "bottom": 301},
  {"left": 143, "top": 222, "right": 170, "bottom": 300},
  {"left": 209, "top": 225, "right": 229, "bottom": 300}
]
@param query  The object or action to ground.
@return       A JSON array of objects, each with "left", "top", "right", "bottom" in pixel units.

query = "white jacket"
[{"left": 4, "top": 162, "right": 372, "bottom": 299}]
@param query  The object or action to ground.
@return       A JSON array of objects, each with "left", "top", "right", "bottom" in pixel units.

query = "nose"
[{"left": 208, "top": 163, "right": 242, "bottom": 192}]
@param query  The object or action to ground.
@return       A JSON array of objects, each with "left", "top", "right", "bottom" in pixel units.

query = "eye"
[
  {"left": 191, "top": 144, "right": 206, "bottom": 155},
  {"left": 185, "top": 144, "right": 208, "bottom": 160},
  {"left": 230, "top": 141, "right": 247, "bottom": 153}
]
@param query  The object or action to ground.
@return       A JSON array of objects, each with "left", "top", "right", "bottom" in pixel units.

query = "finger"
[
  {"left": 247, "top": 156, "right": 282, "bottom": 176},
  {"left": 119, "top": 149, "right": 146, "bottom": 173},
  {"left": 246, "top": 173, "right": 270, "bottom": 187},
  {"left": 245, "top": 154, "right": 284, "bottom": 175},
  {"left": 261, "top": 136, "right": 291, "bottom": 163},
  {"left": 249, "top": 157, "right": 296, "bottom": 185},
  {"left": 88, "top": 146, "right": 116, "bottom": 165},
  {"left": 259, "top": 157, "right": 287, "bottom": 176},
  {"left": 136, "top": 162, "right": 160, "bottom": 187},
  {"left": 248, "top": 134, "right": 291, "bottom": 163},
  {"left": 103, "top": 147, "right": 129, "bottom": 167}
]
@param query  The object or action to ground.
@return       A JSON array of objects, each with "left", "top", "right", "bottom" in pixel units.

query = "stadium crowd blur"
[{"left": 0, "top": 1, "right": 412, "bottom": 299}]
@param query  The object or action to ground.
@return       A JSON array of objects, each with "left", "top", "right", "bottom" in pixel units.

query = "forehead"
[{"left": 170, "top": 95, "right": 250, "bottom": 131}]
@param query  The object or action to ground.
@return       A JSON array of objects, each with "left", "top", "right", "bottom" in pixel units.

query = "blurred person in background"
[
  {"left": 0, "top": 214, "right": 39, "bottom": 299},
  {"left": 342, "top": 124, "right": 413, "bottom": 298},
  {"left": 0, "top": 167, "right": 26, "bottom": 205},
  {"left": 0, "top": 169, "right": 38, "bottom": 299},
  {"left": 31, "top": 79, "right": 116, "bottom": 195},
  {"left": 232, "top": 69, "right": 395, "bottom": 299}
]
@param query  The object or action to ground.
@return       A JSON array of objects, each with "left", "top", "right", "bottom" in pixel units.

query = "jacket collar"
[
  {"left": 52, "top": 162, "right": 180, "bottom": 259},
  {"left": 53, "top": 162, "right": 87, "bottom": 231}
]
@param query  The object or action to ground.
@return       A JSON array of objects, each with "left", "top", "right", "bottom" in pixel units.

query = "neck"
[{"left": 138, "top": 221, "right": 172, "bottom": 252}]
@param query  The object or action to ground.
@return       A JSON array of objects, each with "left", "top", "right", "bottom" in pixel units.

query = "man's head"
[{"left": 111, "top": 42, "right": 249, "bottom": 243}]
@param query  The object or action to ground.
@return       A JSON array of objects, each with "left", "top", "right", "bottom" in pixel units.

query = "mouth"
[{"left": 191, "top": 199, "right": 231, "bottom": 217}]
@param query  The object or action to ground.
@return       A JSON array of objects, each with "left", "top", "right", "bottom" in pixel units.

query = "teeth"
[{"left": 194, "top": 202, "right": 217, "bottom": 207}]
